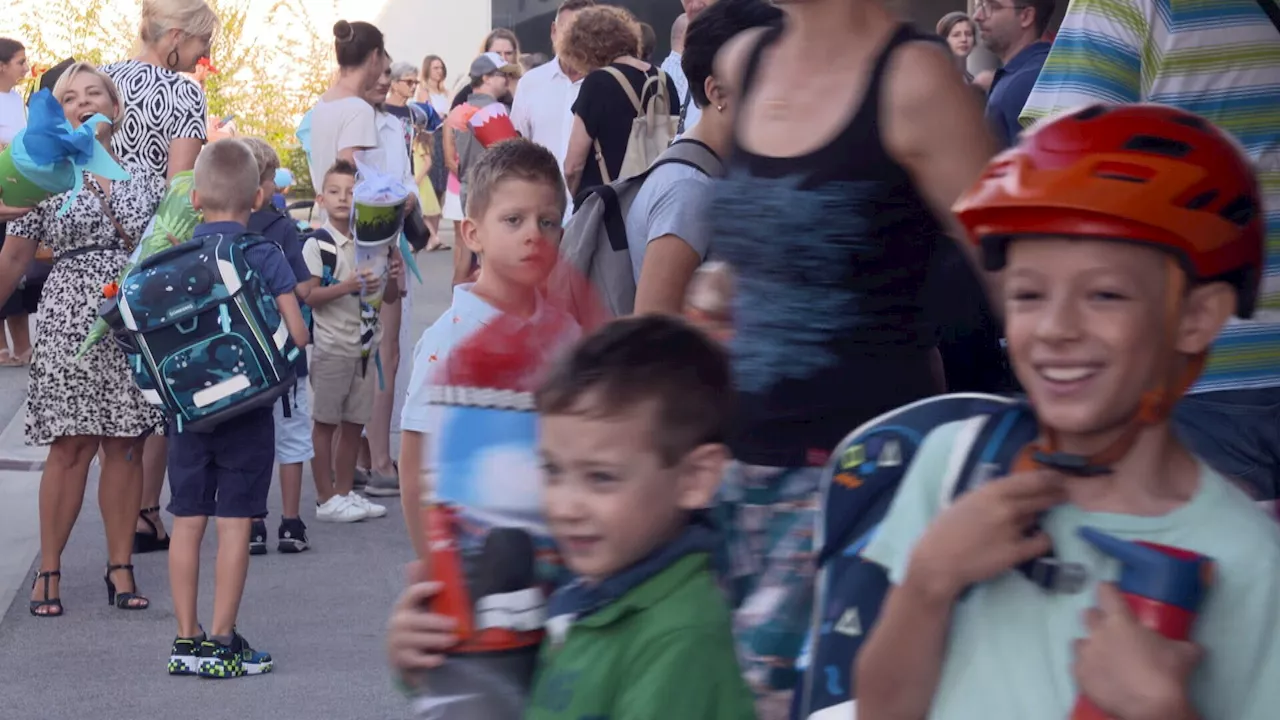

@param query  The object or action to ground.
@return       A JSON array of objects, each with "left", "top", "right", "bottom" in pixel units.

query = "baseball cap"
[{"left": 469, "top": 52, "right": 522, "bottom": 80}]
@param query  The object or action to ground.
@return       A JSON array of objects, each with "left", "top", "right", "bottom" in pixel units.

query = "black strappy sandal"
[
  {"left": 105, "top": 564, "right": 150, "bottom": 610},
  {"left": 29, "top": 570, "right": 63, "bottom": 618},
  {"left": 134, "top": 506, "right": 170, "bottom": 554}
]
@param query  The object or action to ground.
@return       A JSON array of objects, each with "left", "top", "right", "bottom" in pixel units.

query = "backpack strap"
[
  {"left": 949, "top": 402, "right": 1088, "bottom": 594},
  {"left": 601, "top": 66, "right": 644, "bottom": 114},
  {"left": 306, "top": 228, "right": 340, "bottom": 285}
]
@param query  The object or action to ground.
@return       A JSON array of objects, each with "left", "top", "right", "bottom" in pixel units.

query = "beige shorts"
[{"left": 310, "top": 348, "right": 377, "bottom": 426}]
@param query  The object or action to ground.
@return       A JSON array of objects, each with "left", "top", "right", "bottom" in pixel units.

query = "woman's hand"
[
  {"left": 1073, "top": 583, "right": 1203, "bottom": 720},
  {"left": 0, "top": 200, "right": 33, "bottom": 223}
]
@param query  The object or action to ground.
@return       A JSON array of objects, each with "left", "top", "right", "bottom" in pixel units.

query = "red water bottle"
[{"left": 1070, "top": 527, "right": 1215, "bottom": 720}]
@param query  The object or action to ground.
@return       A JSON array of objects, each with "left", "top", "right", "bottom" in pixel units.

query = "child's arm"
[
  {"left": 399, "top": 429, "right": 430, "bottom": 562},
  {"left": 274, "top": 292, "right": 308, "bottom": 349},
  {"left": 857, "top": 468, "right": 1064, "bottom": 720}
]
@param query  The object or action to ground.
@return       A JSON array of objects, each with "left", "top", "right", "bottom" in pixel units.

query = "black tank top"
[{"left": 711, "top": 24, "right": 945, "bottom": 467}]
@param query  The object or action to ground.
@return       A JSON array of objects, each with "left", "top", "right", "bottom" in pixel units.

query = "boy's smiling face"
[
  {"left": 1004, "top": 237, "right": 1231, "bottom": 450},
  {"left": 539, "top": 396, "right": 720, "bottom": 584},
  {"left": 463, "top": 178, "right": 563, "bottom": 288}
]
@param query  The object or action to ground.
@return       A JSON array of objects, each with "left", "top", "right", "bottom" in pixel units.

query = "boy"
[
  {"left": 303, "top": 160, "right": 402, "bottom": 524},
  {"left": 166, "top": 139, "right": 310, "bottom": 678},
  {"left": 856, "top": 105, "right": 1280, "bottom": 719},
  {"left": 244, "top": 137, "right": 317, "bottom": 554},
  {"left": 388, "top": 315, "right": 756, "bottom": 719}
]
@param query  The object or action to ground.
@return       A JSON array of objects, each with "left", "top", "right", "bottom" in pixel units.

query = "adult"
[
  {"left": 5, "top": 63, "right": 167, "bottom": 616},
  {"left": 1020, "top": 0, "right": 1280, "bottom": 502},
  {"left": 510, "top": 0, "right": 595, "bottom": 210},
  {"left": 639, "top": 23, "right": 658, "bottom": 64},
  {"left": 450, "top": 29, "right": 520, "bottom": 109},
  {"left": 683, "top": 0, "right": 711, "bottom": 19},
  {"left": 562, "top": 6, "right": 681, "bottom": 196},
  {"left": 936, "top": 11, "right": 976, "bottom": 82},
  {"left": 0, "top": 38, "right": 35, "bottom": 368},
  {"left": 385, "top": 61, "right": 443, "bottom": 248},
  {"left": 102, "top": 0, "right": 219, "bottom": 555},
  {"left": 416, "top": 54, "right": 450, "bottom": 117},
  {"left": 629, "top": 0, "right": 781, "bottom": 317},
  {"left": 661, "top": 14, "right": 690, "bottom": 107},
  {"left": 974, "top": 0, "right": 1054, "bottom": 148},
  {"left": 414, "top": 55, "right": 450, "bottom": 212},
  {"left": 707, "top": 0, "right": 997, "bottom": 714}
]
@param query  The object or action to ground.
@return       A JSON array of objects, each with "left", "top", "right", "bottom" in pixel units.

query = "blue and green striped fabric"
[{"left": 1020, "top": 0, "right": 1280, "bottom": 393}]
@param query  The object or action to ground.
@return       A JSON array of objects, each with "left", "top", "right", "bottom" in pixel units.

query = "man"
[
  {"left": 682, "top": 0, "right": 710, "bottom": 18},
  {"left": 661, "top": 13, "right": 690, "bottom": 106},
  {"left": 1020, "top": 0, "right": 1280, "bottom": 503},
  {"left": 974, "top": 0, "right": 1054, "bottom": 147},
  {"left": 510, "top": 0, "right": 596, "bottom": 184}
]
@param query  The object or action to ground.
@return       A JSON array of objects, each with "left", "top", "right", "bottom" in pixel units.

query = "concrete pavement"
[{"left": 0, "top": 243, "right": 458, "bottom": 719}]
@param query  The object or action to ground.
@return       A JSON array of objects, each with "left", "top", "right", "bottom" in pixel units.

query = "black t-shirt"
[
  {"left": 452, "top": 85, "right": 473, "bottom": 109},
  {"left": 571, "top": 64, "right": 681, "bottom": 192}
]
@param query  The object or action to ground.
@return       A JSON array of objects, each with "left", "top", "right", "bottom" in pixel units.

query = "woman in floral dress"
[{"left": 2, "top": 63, "right": 165, "bottom": 617}]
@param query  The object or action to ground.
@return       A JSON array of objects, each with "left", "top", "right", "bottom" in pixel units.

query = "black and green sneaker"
[
  {"left": 250, "top": 519, "right": 268, "bottom": 556},
  {"left": 198, "top": 631, "right": 273, "bottom": 679},
  {"left": 168, "top": 634, "right": 205, "bottom": 676}
]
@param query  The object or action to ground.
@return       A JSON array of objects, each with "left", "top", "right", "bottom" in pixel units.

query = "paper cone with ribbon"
[
  {"left": 469, "top": 103, "right": 519, "bottom": 149},
  {"left": 0, "top": 89, "right": 129, "bottom": 214}
]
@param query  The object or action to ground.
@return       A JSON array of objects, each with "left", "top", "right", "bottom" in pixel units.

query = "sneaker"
[
  {"left": 347, "top": 492, "right": 387, "bottom": 519},
  {"left": 168, "top": 634, "right": 205, "bottom": 676},
  {"left": 197, "top": 631, "right": 273, "bottom": 679},
  {"left": 277, "top": 517, "right": 310, "bottom": 553},
  {"left": 315, "top": 494, "right": 368, "bottom": 523},
  {"left": 364, "top": 470, "right": 400, "bottom": 497},
  {"left": 354, "top": 466, "right": 371, "bottom": 491},
  {"left": 250, "top": 519, "right": 268, "bottom": 556}
]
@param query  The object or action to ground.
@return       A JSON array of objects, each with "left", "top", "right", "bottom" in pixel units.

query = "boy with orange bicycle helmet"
[{"left": 855, "top": 105, "right": 1280, "bottom": 720}]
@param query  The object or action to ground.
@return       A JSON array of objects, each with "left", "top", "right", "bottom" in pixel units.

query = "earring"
[
  {"left": 716, "top": 104, "right": 725, "bottom": 112},
  {"left": 166, "top": 48, "right": 180, "bottom": 69}
]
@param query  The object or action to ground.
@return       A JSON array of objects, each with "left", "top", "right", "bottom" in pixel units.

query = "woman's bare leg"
[
  {"left": 101, "top": 435, "right": 148, "bottom": 605},
  {"left": 29, "top": 435, "right": 99, "bottom": 609},
  {"left": 137, "top": 434, "right": 169, "bottom": 539}
]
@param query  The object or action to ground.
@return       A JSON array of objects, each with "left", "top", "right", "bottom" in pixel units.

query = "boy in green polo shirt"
[{"left": 388, "top": 315, "right": 756, "bottom": 719}]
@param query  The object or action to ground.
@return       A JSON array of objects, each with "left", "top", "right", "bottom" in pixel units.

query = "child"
[
  {"left": 244, "top": 137, "right": 317, "bottom": 554},
  {"left": 856, "top": 105, "right": 1280, "bottom": 719},
  {"left": 388, "top": 315, "right": 756, "bottom": 719},
  {"left": 166, "top": 139, "right": 309, "bottom": 678},
  {"left": 303, "top": 160, "right": 401, "bottom": 523}
]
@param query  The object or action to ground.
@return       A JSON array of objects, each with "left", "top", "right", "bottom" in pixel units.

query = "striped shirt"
[{"left": 1020, "top": 0, "right": 1280, "bottom": 393}]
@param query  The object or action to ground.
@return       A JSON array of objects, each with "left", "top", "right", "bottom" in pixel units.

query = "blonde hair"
[
  {"left": 241, "top": 137, "right": 280, "bottom": 185},
  {"left": 194, "top": 139, "right": 260, "bottom": 214},
  {"left": 138, "top": 0, "right": 220, "bottom": 49},
  {"left": 53, "top": 63, "right": 127, "bottom": 128}
]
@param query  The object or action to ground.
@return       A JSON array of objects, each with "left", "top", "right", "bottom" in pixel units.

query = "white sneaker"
[
  {"left": 315, "top": 494, "right": 368, "bottom": 523},
  {"left": 347, "top": 492, "right": 387, "bottom": 519}
]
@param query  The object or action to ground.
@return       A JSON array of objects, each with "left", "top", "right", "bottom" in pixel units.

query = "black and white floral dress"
[
  {"left": 102, "top": 60, "right": 207, "bottom": 178},
  {"left": 6, "top": 159, "right": 166, "bottom": 445}
]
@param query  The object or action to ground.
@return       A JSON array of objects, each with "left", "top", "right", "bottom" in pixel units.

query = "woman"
[
  {"left": 416, "top": 54, "right": 450, "bottom": 117},
  {"left": 450, "top": 29, "right": 520, "bottom": 109},
  {"left": 937, "top": 11, "right": 976, "bottom": 82},
  {"left": 103, "top": 0, "right": 220, "bottom": 554},
  {"left": 384, "top": 61, "right": 442, "bottom": 247},
  {"left": 706, "top": 0, "right": 997, "bottom": 714},
  {"left": 5, "top": 63, "right": 166, "bottom": 617},
  {"left": 415, "top": 54, "right": 450, "bottom": 210},
  {"left": 562, "top": 6, "right": 681, "bottom": 196},
  {"left": 0, "top": 38, "right": 37, "bottom": 367}
]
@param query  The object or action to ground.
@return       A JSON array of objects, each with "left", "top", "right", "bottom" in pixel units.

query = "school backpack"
[
  {"left": 793, "top": 393, "right": 1087, "bottom": 720},
  {"left": 596, "top": 66, "right": 677, "bottom": 184},
  {"left": 104, "top": 231, "right": 302, "bottom": 433},
  {"left": 560, "top": 139, "right": 724, "bottom": 319}
]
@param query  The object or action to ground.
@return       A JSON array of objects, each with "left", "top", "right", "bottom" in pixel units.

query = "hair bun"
[{"left": 333, "top": 21, "right": 354, "bottom": 43}]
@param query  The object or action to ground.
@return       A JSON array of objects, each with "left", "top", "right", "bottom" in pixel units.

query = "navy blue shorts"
[{"left": 167, "top": 409, "right": 275, "bottom": 518}]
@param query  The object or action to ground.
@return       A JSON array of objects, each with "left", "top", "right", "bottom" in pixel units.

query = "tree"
[{"left": 14, "top": 0, "right": 333, "bottom": 196}]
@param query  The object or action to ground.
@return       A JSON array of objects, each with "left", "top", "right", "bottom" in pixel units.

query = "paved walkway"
[{"left": 0, "top": 244, "right": 457, "bottom": 719}]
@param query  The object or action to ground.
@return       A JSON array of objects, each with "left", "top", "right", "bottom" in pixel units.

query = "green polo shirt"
[{"left": 525, "top": 553, "right": 756, "bottom": 720}]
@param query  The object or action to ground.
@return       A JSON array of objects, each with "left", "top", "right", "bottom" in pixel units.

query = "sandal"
[
  {"left": 29, "top": 569, "right": 63, "bottom": 617},
  {"left": 0, "top": 348, "right": 32, "bottom": 367},
  {"left": 134, "top": 506, "right": 171, "bottom": 554},
  {"left": 105, "top": 564, "right": 150, "bottom": 610}
]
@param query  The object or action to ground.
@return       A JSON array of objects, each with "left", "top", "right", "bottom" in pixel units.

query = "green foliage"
[{"left": 16, "top": 0, "right": 332, "bottom": 196}]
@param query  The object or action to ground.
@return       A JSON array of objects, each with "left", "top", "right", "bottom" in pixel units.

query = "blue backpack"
[
  {"left": 104, "top": 231, "right": 301, "bottom": 433},
  {"left": 793, "top": 393, "right": 1087, "bottom": 720}
]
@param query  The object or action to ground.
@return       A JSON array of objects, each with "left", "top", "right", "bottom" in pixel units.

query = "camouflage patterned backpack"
[{"left": 103, "top": 231, "right": 302, "bottom": 433}]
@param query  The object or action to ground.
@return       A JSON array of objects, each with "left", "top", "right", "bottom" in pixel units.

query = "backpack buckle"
[
  {"left": 1026, "top": 557, "right": 1088, "bottom": 594},
  {"left": 1032, "top": 450, "right": 1112, "bottom": 477}
]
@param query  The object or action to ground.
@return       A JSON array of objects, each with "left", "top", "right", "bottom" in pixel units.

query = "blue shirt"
[
  {"left": 984, "top": 41, "right": 1051, "bottom": 148},
  {"left": 248, "top": 210, "right": 311, "bottom": 378}
]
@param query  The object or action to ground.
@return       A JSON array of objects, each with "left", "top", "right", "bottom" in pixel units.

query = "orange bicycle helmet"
[{"left": 953, "top": 104, "right": 1265, "bottom": 475}]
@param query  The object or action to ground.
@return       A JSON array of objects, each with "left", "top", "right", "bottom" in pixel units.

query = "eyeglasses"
[
  {"left": 399, "top": 78, "right": 420, "bottom": 86},
  {"left": 974, "top": 1, "right": 1027, "bottom": 14}
]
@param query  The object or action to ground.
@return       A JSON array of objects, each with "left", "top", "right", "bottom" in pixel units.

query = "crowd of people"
[{"left": 0, "top": 0, "right": 1278, "bottom": 717}]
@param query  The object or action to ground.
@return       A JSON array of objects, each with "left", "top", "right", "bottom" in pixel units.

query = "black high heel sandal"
[
  {"left": 134, "top": 506, "right": 170, "bottom": 554},
  {"left": 29, "top": 570, "right": 63, "bottom": 617},
  {"left": 105, "top": 564, "right": 150, "bottom": 610}
]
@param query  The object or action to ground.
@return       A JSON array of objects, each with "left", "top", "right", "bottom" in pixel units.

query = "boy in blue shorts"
[
  {"left": 166, "top": 139, "right": 309, "bottom": 679},
  {"left": 857, "top": 106, "right": 1280, "bottom": 719},
  {"left": 245, "top": 137, "right": 316, "bottom": 554}
]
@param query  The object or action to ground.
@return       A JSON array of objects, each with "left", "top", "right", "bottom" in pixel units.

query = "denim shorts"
[{"left": 1173, "top": 386, "right": 1280, "bottom": 505}]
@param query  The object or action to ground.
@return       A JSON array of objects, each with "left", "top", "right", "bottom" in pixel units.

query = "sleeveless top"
[{"left": 710, "top": 24, "right": 946, "bottom": 467}]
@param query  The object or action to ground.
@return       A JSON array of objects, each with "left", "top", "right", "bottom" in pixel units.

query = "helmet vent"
[
  {"left": 1219, "top": 194, "right": 1258, "bottom": 227},
  {"left": 1171, "top": 115, "right": 1208, "bottom": 130},
  {"left": 1124, "top": 135, "right": 1192, "bottom": 158},
  {"left": 1093, "top": 161, "right": 1155, "bottom": 183},
  {"left": 1074, "top": 105, "right": 1109, "bottom": 121},
  {"left": 1184, "top": 190, "right": 1218, "bottom": 210}
]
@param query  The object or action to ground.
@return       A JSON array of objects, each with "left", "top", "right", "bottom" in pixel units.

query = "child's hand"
[
  {"left": 1072, "top": 583, "right": 1202, "bottom": 720},
  {"left": 908, "top": 470, "right": 1066, "bottom": 600},
  {"left": 387, "top": 580, "right": 461, "bottom": 672},
  {"left": 389, "top": 251, "right": 404, "bottom": 286}
]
